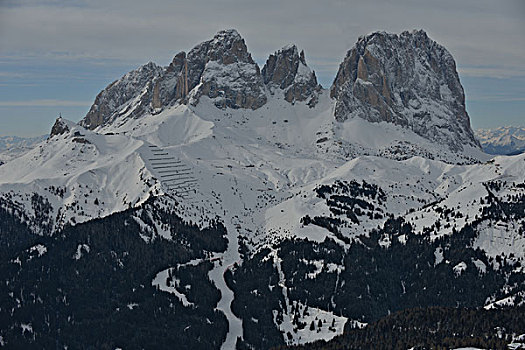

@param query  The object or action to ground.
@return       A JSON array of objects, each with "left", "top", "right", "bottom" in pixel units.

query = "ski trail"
[{"left": 208, "top": 221, "right": 243, "bottom": 349}]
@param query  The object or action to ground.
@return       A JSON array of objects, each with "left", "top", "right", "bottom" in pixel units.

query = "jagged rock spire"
[
  {"left": 262, "top": 44, "right": 321, "bottom": 106},
  {"left": 80, "top": 29, "right": 269, "bottom": 130},
  {"left": 49, "top": 116, "right": 70, "bottom": 138}
]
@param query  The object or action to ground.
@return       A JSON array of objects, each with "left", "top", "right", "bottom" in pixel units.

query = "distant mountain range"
[
  {"left": 0, "top": 29, "right": 524, "bottom": 349},
  {"left": 476, "top": 126, "right": 525, "bottom": 155},
  {"left": 0, "top": 134, "right": 47, "bottom": 163}
]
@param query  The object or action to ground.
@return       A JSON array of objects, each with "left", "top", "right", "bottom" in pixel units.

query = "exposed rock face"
[
  {"left": 49, "top": 117, "right": 70, "bottom": 137},
  {"left": 330, "top": 30, "right": 479, "bottom": 151},
  {"left": 155, "top": 29, "right": 268, "bottom": 110},
  {"left": 188, "top": 29, "right": 267, "bottom": 110},
  {"left": 80, "top": 62, "right": 163, "bottom": 130},
  {"left": 262, "top": 45, "right": 321, "bottom": 106},
  {"left": 152, "top": 51, "right": 189, "bottom": 109}
]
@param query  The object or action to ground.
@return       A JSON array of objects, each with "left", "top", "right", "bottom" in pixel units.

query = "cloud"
[
  {"left": 458, "top": 66, "right": 525, "bottom": 79},
  {"left": 0, "top": 99, "right": 91, "bottom": 107},
  {"left": 1, "top": 0, "right": 523, "bottom": 78},
  {"left": 468, "top": 95, "right": 525, "bottom": 103}
]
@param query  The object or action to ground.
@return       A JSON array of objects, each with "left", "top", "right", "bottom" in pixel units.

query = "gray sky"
[{"left": 1, "top": 0, "right": 524, "bottom": 136}]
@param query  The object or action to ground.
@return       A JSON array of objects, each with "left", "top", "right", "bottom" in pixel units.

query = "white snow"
[
  {"left": 472, "top": 258, "right": 487, "bottom": 274},
  {"left": 295, "top": 62, "right": 313, "bottom": 83},
  {"left": 509, "top": 334, "right": 525, "bottom": 350},
  {"left": 21, "top": 323, "right": 33, "bottom": 334},
  {"left": 434, "top": 246, "right": 444, "bottom": 266},
  {"left": 126, "top": 303, "right": 139, "bottom": 310},
  {"left": 0, "top": 120, "right": 160, "bottom": 233},
  {"left": 0, "top": 135, "right": 47, "bottom": 163},
  {"left": 208, "top": 232, "right": 243, "bottom": 350},
  {"left": 473, "top": 220, "right": 525, "bottom": 264},
  {"left": 29, "top": 244, "right": 47, "bottom": 257}
]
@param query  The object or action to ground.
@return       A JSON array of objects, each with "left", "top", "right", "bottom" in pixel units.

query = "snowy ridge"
[
  {"left": 0, "top": 120, "right": 161, "bottom": 234},
  {"left": 81, "top": 62, "right": 164, "bottom": 130}
]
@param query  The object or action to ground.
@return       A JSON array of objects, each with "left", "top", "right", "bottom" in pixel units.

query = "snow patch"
[
  {"left": 29, "top": 244, "right": 47, "bottom": 257},
  {"left": 73, "top": 244, "right": 90, "bottom": 260}
]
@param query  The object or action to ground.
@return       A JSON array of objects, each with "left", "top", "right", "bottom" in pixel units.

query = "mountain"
[
  {"left": 331, "top": 30, "right": 479, "bottom": 152},
  {"left": 476, "top": 126, "right": 525, "bottom": 155},
  {"left": 1, "top": 29, "right": 524, "bottom": 349},
  {"left": 0, "top": 134, "right": 48, "bottom": 163},
  {"left": 80, "top": 29, "right": 267, "bottom": 131}
]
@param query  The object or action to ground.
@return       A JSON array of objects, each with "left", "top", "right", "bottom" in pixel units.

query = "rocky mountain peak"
[
  {"left": 149, "top": 28, "right": 269, "bottom": 111},
  {"left": 262, "top": 44, "right": 321, "bottom": 106},
  {"left": 80, "top": 29, "right": 268, "bottom": 130},
  {"left": 206, "top": 29, "right": 253, "bottom": 65},
  {"left": 79, "top": 28, "right": 479, "bottom": 154},
  {"left": 331, "top": 29, "right": 479, "bottom": 151},
  {"left": 49, "top": 117, "right": 70, "bottom": 137},
  {"left": 186, "top": 29, "right": 267, "bottom": 110},
  {"left": 80, "top": 62, "right": 163, "bottom": 130},
  {"left": 262, "top": 44, "right": 300, "bottom": 86},
  {"left": 475, "top": 126, "right": 525, "bottom": 155}
]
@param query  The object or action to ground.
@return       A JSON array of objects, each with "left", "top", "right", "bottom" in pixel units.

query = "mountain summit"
[
  {"left": 81, "top": 29, "right": 267, "bottom": 130},
  {"left": 262, "top": 44, "right": 321, "bottom": 106},
  {"left": 184, "top": 29, "right": 267, "bottom": 110},
  {"left": 331, "top": 30, "right": 478, "bottom": 151}
]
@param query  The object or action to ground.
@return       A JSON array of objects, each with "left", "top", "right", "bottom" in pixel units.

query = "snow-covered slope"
[
  {"left": 265, "top": 152, "right": 525, "bottom": 259},
  {"left": 0, "top": 118, "right": 162, "bottom": 234},
  {"left": 80, "top": 62, "right": 164, "bottom": 130},
  {"left": 0, "top": 134, "right": 48, "bottom": 163},
  {"left": 476, "top": 126, "right": 525, "bottom": 155}
]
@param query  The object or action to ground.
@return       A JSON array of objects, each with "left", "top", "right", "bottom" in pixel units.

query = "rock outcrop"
[
  {"left": 262, "top": 45, "right": 321, "bottom": 106},
  {"left": 330, "top": 30, "right": 479, "bottom": 151},
  {"left": 152, "top": 51, "right": 189, "bottom": 109},
  {"left": 49, "top": 117, "right": 70, "bottom": 137},
  {"left": 152, "top": 29, "right": 268, "bottom": 110}
]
